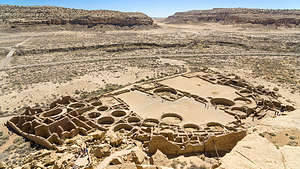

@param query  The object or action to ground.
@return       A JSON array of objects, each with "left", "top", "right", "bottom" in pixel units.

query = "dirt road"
[{"left": 0, "top": 37, "right": 32, "bottom": 69}]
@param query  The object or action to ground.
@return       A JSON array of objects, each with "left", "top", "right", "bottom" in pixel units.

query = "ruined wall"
[{"left": 7, "top": 69, "right": 295, "bottom": 157}]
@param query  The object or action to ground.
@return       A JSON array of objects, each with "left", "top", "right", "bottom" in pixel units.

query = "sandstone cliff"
[
  {"left": 165, "top": 8, "right": 300, "bottom": 26},
  {"left": 0, "top": 5, "right": 154, "bottom": 28}
]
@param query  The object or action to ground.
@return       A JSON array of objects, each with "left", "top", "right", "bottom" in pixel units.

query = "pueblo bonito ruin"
[
  {"left": 5, "top": 69, "right": 296, "bottom": 168},
  {"left": 8, "top": 69, "right": 295, "bottom": 152},
  {"left": 1, "top": 4, "right": 300, "bottom": 169}
]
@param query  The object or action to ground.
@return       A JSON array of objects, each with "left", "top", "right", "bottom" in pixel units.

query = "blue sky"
[{"left": 1, "top": 0, "right": 300, "bottom": 17}]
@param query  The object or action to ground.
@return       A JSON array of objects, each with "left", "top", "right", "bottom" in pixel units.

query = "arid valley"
[{"left": 0, "top": 5, "right": 300, "bottom": 169}]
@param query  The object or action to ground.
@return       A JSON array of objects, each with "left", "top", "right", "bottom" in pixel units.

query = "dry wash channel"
[{"left": 7, "top": 68, "right": 295, "bottom": 158}]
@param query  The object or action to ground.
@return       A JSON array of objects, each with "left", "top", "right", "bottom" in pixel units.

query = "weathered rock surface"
[
  {"left": 218, "top": 110, "right": 300, "bottom": 169},
  {"left": 106, "top": 163, "right": 137, "bottom": 169},
  {"left": 91, "top": 144, "right": 111, "bottom": 158},
  {"left": 136, "top": 165, "right": 171, "bottom": 169},
  {"left": 218, "top": 133, "right": 285, "bottom": 169},
  {"left": 131, "top": 149, "right": 146, "bottom": 164},
  {"left": 0, "top": 161, "right": 7, "bottom": 169},
  {"left": 165, "top": 8, "right": 300, "bottom": 26},
  {"left": 110, "top": 157, "right": 124, "bottom": 165},
  {"left": 0, "top": 5, "right": 154, "bottom": 28},
  {"left": 89, "top": 130, "right": 106, "bottom": 141},
  {"left": 107, "top": 132, "right": 123, "bottom": 147},
  {"left": 149, "top": 150, "right": 171, "bottom": 167}
]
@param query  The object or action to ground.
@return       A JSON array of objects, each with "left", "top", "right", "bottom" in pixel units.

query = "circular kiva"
[
  {"left": 88, "top": 112, "right": 101, "bottom": 118},
  {"left": 183, "top": 123, "right": 200, "bottom": 131},
  {"left": 97, "top": 106, "right": 110, "bottom": 112},
  {"left": 127, "top": 117, "right": 141, "bottom": 123},
  {"left": 142, "top": 118, "right": 159, "bottom": 127},
  {"left": 231, "top": 107, "right": 247, "bottom": 113},
  {"left": 69, "top": 103, "right": 86, "bottom": 109},
  {"left": 210, "top": 98, "right": 235, "bottom": 106},
  {"left": 153, "top": 87, "right": 177, "bottom": 95},
  {"left": 239, "top": 89, "right": 252, "bottom": 94},
  {"left": 111, "top": 110, "right": 127, "bottom": 118},
  {"left": 97, "top": 116, "right": 115, "bottom": 125},
  {"left": 40, "top": 108, "right": 65, "bottom": 118},
  {"left": 234, "top": 97, "right": 252, "bottom": 104},
  {"left": 113, "top": 123, "right": 133, "bottom": 132},
  {"left": 161, "top": 113, "right": 183, "bottom": 124},
  {"left": 91, "top": 101, "right": 102, "bottom": 106},
  {"left": 207, "top": 122, "right": 224, "bottom": 127}
]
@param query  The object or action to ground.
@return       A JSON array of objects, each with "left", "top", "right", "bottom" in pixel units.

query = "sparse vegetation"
[
  {"left": 0, "top": 4, "right": 300, "bottom": 169},
  {"left": 189, "top": 164, "right": 208, "bottom": 169},
  {"left": 0, "top": 132, "right": 9, "bottom": 147},
  {"left": 289, "top": 136, "right": 296, "bottom": 140},
  {"left": 79, "top": 83, "right": 124, "bottom": 99}
]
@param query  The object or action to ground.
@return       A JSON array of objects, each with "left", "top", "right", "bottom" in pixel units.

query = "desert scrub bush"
[
  {"left": 79, "top": 83, "right": 123, "bottom": 99},
  {"left": 0, "top": 152, "right": 9, "bottom": 162},
  {"left": 0, "top": 111, "right": 9, "bottom": 117},
  {"left": 13, "top": 137, "right": 26, "bottom": 145},
  {"left": 4, "top": 144, "right": 18, "bottom": 152},
  {"left": 259, "top": 133, "right": 265, "bottom": 137},
  {"left": 103, "top": 84, "right": 123, "bottom": 92},
  {"left": 0, "top": 133, "right": 9, "bottom": 146},
  {"left": 171, "top": 160, "right": 188, "bottom": 169},
  {"left": 289, "top": 136, "right": 296, "bottom": 140},
  {"left": 136, "top": 78, "right": 146, "bottom": 83},
  {"left": 189, "top": 163, "right": 208, "bottom": 169}
]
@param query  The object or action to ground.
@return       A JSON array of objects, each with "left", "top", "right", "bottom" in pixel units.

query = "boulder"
[
  {"left": 0, "top": 162, "right": 7, "bottom": 169},
  {"left": 48, "top": 133, "right": 63, "bottom": 145},
  {"left": 21, "top": 164, "right": 30, "bottom": 169},
  {"left": 131, "top": 149, "right": 146, "bottom": 164},
  {"left": 110, "top": 157, "right": 124, "bottom": 165},
  {"left": 107, "top": 132, "right": 123, "bottom": 147},
  {"left": 149, "top": 150, "right": 171, "bottom": 167},
  {"left": 89, "top": 130, "right": 105, "bottom": 141},
  {"left": 91, "top": 144, "right": 111, "bottom": 158},
  {"left": 218, "top": 133, "right": 285, "bottom": 169}
]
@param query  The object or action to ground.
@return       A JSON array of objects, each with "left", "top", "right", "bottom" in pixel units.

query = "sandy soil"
[
  {"left": 0, "top": 67, "right": 155, "bottom": 112},
  {"left": 160, "top": 76, "right": 239, "bottom": 100},
  {"left": 117, "top": 88, "right": 235, "bottom": 125},
  {"left": 1, "top": 20, "right": 300, "bottom": 168}
]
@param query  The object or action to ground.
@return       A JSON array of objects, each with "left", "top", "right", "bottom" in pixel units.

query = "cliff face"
[
  {"left": 165, "top": 8, "right": 300, "bottom": 26},
  {"left": 0, "top": 5, "right": 153, "bottom": 27}
]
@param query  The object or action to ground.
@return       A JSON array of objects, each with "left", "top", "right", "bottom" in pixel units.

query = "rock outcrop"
[
  {"left": 165, "top": 8, "right": 300, "bottom": 26},
  {"left": 0, "top": 5, "right": 154, "bottom": 28}
]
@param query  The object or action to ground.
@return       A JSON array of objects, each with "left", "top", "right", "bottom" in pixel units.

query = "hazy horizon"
[{"left": 1, "top": 0, "right": 300, "bottom": 17}]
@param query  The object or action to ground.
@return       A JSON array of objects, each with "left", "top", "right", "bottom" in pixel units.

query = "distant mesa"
[
  {"left": 165, "top": 8, "right": 300, "bottom": 26},
  {"left": 0, "top": 5, "right": 154, "bottom": 28}
]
